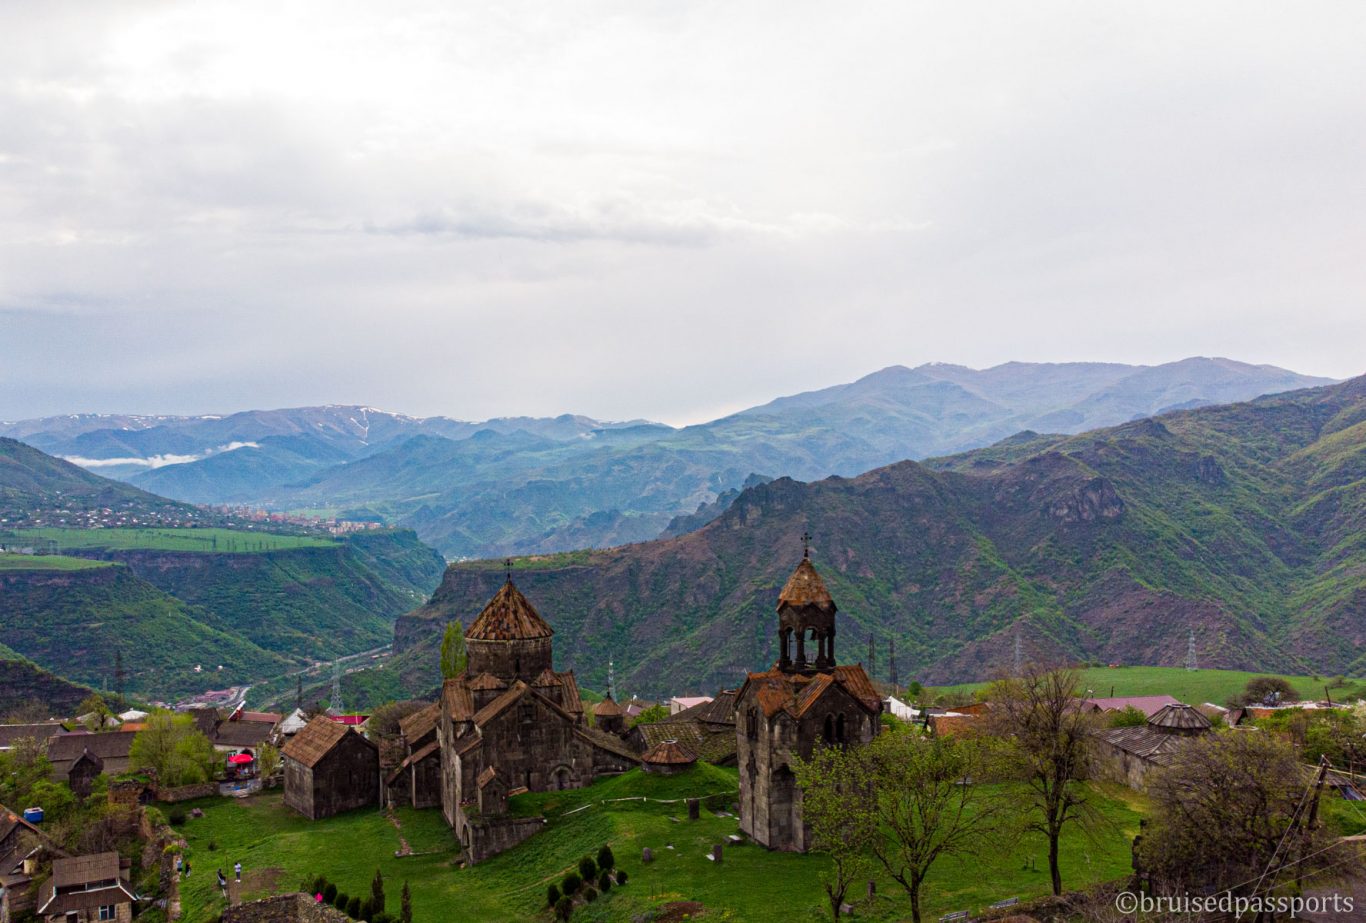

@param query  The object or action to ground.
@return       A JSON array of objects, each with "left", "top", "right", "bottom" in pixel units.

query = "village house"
[
  {"left": 735, "top": 553, "right": 882, "bottom": 852},
  {"left": 0, "top": 724, "right": 67, "bottom": 753},
  {"left": 36, "top": 852, "right": 135, "bottom": 923},
  {"left": 1094, "top": 703, "right": 1213, "bottom": 788},
  {"left": 47, "top": 732, "right": 137, "bottom": 784},
  {"left": 0, "top": 808, "right": 65, "bottom": 923},
  {"left": 435, "top": 578, "right": 638, "bottom": 864},
  {"left": 280, "top": 716, "right": 380, "bottom": 820}
]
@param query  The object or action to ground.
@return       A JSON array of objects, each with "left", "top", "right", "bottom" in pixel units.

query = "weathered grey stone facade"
[
  {"left": 735, "top": 555, "right": 882, "bottom": 852},
  {"left": 281, "top": 718, "right": 380, "bottom": 820},
  {"left": 435, "top": 579, "right": 638, "bottom": 864}
]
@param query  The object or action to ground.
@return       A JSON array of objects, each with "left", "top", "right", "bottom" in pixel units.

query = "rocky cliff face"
[{"left": 390, "top": 375, "right": 1366, "bottom": 695}]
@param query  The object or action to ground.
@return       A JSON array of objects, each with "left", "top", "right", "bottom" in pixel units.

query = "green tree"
[
  {"left": 596, "top": 844, "right": 615, "bottom": 871},
  {"left": 1107, "top": 705, "right": 1147, "bottom": 727},
  {"left": 129, "top": 711, "right": 218, "bottom": 786},
  {"left": 0, "top": 735, "right": 53, "bottom": 807},
  {"left": 628, "top": 704, "right": 669, "bottom": 727},
  {"left": 440, "top": 622, "right": 467, "bottom": 680},
  {"left": 256, "top": 743, "right": 281, "bottom": 779},
  {"left": 986, "top": 666, "right": 1101, "bottom": 896},
  {"left": 370, "top": 868, "right": 385, "bottom": 914},
  {"left": 77, "top": 693, "right": 112, "bottom": 731},
  {"left": 400, "top": 881, "right": 412, "bottom": 923},
  {"left": 793, "top": 742, "right": 875, "bottom": 921}
]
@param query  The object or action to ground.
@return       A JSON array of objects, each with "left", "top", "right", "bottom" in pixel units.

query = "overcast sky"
[{"left": 2, "top": 2, "right": 1364, "bottom": 425}]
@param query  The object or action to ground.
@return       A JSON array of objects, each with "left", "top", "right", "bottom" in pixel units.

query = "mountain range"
[
  {"left": 3, "top": 358, "right": 1335, "bottom": 559},
  {"left": 384, "top": 373, "right": 1366, "bottom": 697}
]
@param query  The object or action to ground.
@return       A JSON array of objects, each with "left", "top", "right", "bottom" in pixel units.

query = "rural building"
[
  {"left": 0, "top": 808, "right": 65, "bottom": 922},
  {"left": 435, "top": 578, "right": 638, "bottom": 864},
  {"left": 735, "top": 554, "right": 882, "bottom": 852},
  {"left": 47, "top": 732, "right": 136, "bottom": 783},
  {"left": 1094, "top": 703, "right": 1213, "bottom": 788},
  {"left": 0, "top": 723, "right": 65, "bottom": 753},
  {"left": 280, "top": 716, "right": 380, "bottom": 819},
  {"left": 36, "top": 852, "right": 135, "bottom": 923},
  {"left": 386, "top": 702, "right": 441, "bottom": 809},
  {"left": 669, "top": 696, "right": 713, "bottom": 715},
  {"left": 1081, "top": 695, "right": 1182, "bottom": 718}
]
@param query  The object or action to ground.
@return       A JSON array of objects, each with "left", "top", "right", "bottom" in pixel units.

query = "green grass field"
[
  {"left": 171, "top": 766, "right": 1142, "bottom": 923},
  {"left": 931, "top": 666, "right": 1346, "bottom": 708},
  {"left": 0, "top": 552, "right": 114, "bottom": 571},
  {"left": 2, "top": 527, "right": 336, "bottom": 554}
]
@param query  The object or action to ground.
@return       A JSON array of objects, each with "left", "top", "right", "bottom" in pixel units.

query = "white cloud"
[
  {"left": 1, "top": 1, "right": 1364, "bottom": 424},
  {"left": 62, "top": 442, "right": 260, "bottom": 470}
]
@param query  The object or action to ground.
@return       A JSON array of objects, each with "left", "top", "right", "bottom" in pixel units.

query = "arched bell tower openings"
[{"left": 776, "top": 533, "right": 837, "bottom": 675}]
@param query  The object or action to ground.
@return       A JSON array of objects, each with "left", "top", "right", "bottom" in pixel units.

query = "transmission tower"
[
  {"left": 1185, "top": 630, "right": 1198, "bottom": 671},
  {"left": 330, "top": 660, "right": 343, "bottom": 713},
  {"left": 607, "top": 661, "right": 617, "bottom": 702}
]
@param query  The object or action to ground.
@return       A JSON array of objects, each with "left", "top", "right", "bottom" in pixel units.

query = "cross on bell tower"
[
  {"left": 504, "top": 557, "right": 514, "bottom": 583},
  {"left": 801, "top": 531, "right": 812, "bottom": 559}
]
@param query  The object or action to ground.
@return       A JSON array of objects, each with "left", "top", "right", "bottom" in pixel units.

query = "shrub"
[
  {"left": 561, "top": 872, "right": 581, "bottom": 895},
  {"left": 168, "top": 810, "right": 187, "bottom": 825},
  {"left": 597, "top": 871, "right": 611, "bottom": 893},
  {"left": 547, "top": 883, "right": 560, "bottom": 906},
  {"left": 207, "top": 839, "right": 217, "bottom": 851},
  {"left": 596, "top": 844, "right": 615, "bottom": 871},
  {"left": 615, "top": 870, "right": 628, "bottom": 886},
  {"left": 333, "top": 891, "right": 348, "bottom": 910},
  {"left": 578, "top": 856, "right": 596, "bottom": 880},
  {"left": 346, "top": 896, "right": 361, "bottom": 918},
  {"left": 554, "top": 896, "right": 574, "bottom": 921},
  {"left": 313, "top": 876, "right": 327, "bottom": 896},
  {"left": 583, "top": 887, "right": 597, "bottom": 903},
  {"left": 323, "top": 884, "right": 337, "bottom": 904},
  {"left": 361, "top": 898, "right": 375, "bottom": 921}
]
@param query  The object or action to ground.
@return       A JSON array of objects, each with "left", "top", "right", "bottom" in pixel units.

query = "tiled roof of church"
[
  {"left": 465, "top": 581, "right": 554, "bottom": 641},
  {"left": 577, "top": 726, "right": 641, "bottom": 763},
  {"left": 641, "top": 738, "right": 698, "bottom": 767},
  {"left": 468, "top": 672, "right": 508, "bottom": 691},
  {"left": 557, "top": 671, "right": 584, "bottom": 714},
  {"left": 472, "top": 682, "right": 531, "bottom": 726},
  {"left": 443, "top": 676, "right": 476, "bottom": 722},
  {"left": 281, "top": 716, "right": 374, "bottom": 768},
  {"left": 740, "top": 664, "right": 881, "bottom": 719},
  {"left": 533, "top": 668, "right": 561, "bottom": 686},
  {"left": 477, "top": 766, "right": 499, "bottom": 788},
  {"left": 593, "top": 696, "right": 623, "bottom": 717},
  {"left": 399, "top": 702, "right": 440, "bottom": 743},
  {"left": 777, "top": 557, "right": 836, "bottom": 612}
]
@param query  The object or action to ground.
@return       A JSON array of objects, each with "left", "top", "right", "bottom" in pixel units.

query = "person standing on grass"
[
  {"left": 217, "top": 869, "right": 227, "bottom": 896},
  {"left": 234, "top": 861, "right": 242, "bottom": 882}
]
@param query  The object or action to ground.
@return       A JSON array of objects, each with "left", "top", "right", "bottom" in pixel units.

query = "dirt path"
[{"left": 386, "top": 807, "right": 413, "bottom": 856}]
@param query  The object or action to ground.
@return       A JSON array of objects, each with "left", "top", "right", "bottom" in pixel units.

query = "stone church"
[
  {"left": 436, "top": 577, "right": 638, "bottom": 863},
  {"left": 735, "top": 553, "right": 882, "bottom": 852}
]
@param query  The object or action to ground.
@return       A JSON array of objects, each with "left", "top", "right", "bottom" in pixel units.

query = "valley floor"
[{"left": 171, "top": 766, "right": 1143, "bottom": 923}]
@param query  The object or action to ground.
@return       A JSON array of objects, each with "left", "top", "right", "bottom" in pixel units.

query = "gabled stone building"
[
  {"left": 280, "top": 716, "right": 380, "bottom": 819},
  {"left": 436, "top": 579, "right": 637, "bottom": 864},
  {"left": 386, "top": 702, "right": 441, "bottom": 809},
  {"left": 735, "top": 554, "right": 882, "bottom": 852}
]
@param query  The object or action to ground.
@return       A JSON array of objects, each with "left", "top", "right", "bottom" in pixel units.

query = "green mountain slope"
[
  {"left": 0, "top": 562, "right": 291, "bottom": 694},
  {"left": 388, "top": 375, "right": 1366, "bottom": 695}
]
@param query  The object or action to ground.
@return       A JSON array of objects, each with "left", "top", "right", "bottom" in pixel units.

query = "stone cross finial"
[
  {"left": 801, "top": 531, "right": 812, "bottom": 559},
  {"left": 504, "top": 557, "right": 513, "bottom": 582}
]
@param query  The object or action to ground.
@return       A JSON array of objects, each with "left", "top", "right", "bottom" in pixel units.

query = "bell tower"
[{"left": 776, "top": 535, "right": 837, "bottom": 673}]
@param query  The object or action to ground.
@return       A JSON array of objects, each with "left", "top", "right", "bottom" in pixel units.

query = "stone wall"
[
  {"left": 222, "top": 893, "right": 353, "bottom": 923},
  {"left": 466, "top": 814, "right": 545, "bottom": 864},
  {"left": 156, "top": 782, "right": 219, "bottom": 803}
]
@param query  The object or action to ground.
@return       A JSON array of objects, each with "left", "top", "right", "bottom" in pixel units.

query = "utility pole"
[
  {"left": 887, "top": 638, "right": 898, "bottom": 692},
  {"left": 330, "top": 660, "right": 343, "bottom": 714}
]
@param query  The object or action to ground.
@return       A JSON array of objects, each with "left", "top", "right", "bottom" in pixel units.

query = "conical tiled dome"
[
  {"left": 778, "top": 557, "right": 836, "bottom": 613},
  {"left": 466, "top": 581, "right": 554, "bottom": 641}
]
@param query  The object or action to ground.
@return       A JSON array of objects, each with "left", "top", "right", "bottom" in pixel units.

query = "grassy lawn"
[
  {"left": 4, "top": 527, "right": 336, "bottom": 554},
  {"left": 0, "top": 552, "right": 114, "bottom": 570},
  {"left": 932, "top": 666, "right": 1342, "bottom": 708},
  {"left": 171, "top": 767, "right": 1142, "bottom": 923}
]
